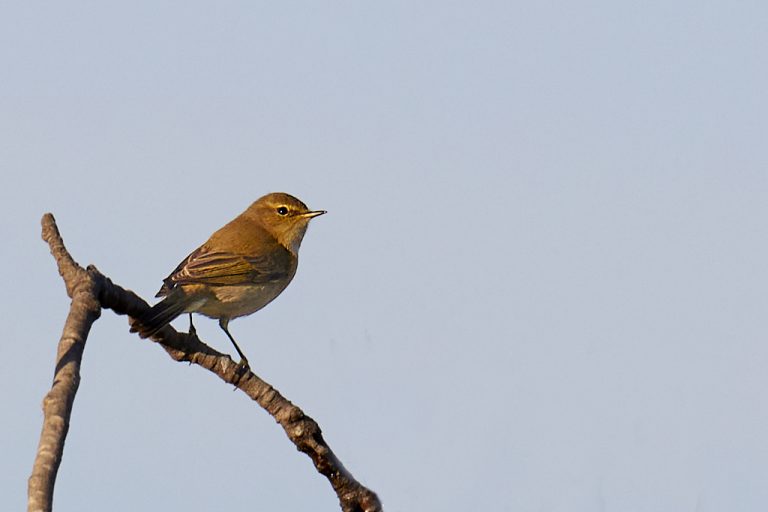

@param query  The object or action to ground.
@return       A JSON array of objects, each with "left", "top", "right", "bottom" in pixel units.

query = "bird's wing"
[{"left": 156, "top": 247, "right": 290, "bottom": 295}]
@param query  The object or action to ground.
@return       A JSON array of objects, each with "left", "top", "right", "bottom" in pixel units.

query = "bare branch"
[
  {"left": 28, "top": 214, "right": 102, "bottom": 512},
  {"left": 29, "top": 213, "right": 381, "bottom": 512}
]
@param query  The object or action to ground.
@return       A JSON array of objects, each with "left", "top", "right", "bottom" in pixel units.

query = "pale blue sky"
[{"left": 3, "top": 2, "right": 768, "bottom": 511}]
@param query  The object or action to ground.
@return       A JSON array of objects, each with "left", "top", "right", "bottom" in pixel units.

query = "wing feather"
[{"left": 155, "top": 246, "right": 291, "bottom": 296}]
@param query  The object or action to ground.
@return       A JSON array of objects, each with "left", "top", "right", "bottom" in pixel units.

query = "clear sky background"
[{"left": 3, "top": 2, "right": 768, "bottom": 511}]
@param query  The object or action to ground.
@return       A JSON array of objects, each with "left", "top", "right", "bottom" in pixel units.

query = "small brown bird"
[{"left": 131, "top": 192, "right": 325, "bottom": 368}]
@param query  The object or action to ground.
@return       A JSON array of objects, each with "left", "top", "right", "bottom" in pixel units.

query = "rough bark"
[{"left": 28, "top": 213, "right": 381, "bottom": 512}]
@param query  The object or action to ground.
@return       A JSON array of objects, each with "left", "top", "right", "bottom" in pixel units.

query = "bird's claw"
[{"left": 232, "top": 358, "right": 250, "bottom": 387}]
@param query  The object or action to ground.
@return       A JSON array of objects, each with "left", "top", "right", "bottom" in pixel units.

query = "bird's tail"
[{"left": 130, "top": 293, "right": 193, "bottom": 338}]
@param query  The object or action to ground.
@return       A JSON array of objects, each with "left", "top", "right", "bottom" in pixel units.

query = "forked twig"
[{"left": 28, "top": 213, "right": 381, "bottom": 512}]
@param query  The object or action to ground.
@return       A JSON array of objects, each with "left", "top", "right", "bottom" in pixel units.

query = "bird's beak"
[{"left": 303, "top": 210, "right": 327, "bottom": 219}]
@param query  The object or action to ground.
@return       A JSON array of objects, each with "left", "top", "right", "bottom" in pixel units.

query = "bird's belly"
[{"left": 193, "top": 283, "right": 288, "bottom": 320}]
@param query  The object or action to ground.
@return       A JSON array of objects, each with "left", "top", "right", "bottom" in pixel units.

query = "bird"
[{"left": 130, "top": 192, "right": 325, "bottom": 370}]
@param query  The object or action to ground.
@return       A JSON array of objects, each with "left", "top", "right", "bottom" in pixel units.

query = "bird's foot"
[{"left": 232, "top": 358, "right": 251, "bottom": 387}]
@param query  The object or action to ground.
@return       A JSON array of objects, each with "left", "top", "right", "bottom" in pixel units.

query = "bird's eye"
[{"left": 276, "top": 206, "right": 289, "bottom": 216}]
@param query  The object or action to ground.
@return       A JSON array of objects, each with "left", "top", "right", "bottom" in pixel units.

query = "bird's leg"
[
  {"left": 218, "top": 318, "right": 250, "bottom": 382},
  {"left": 188, "top": 314, "right": 197, "bottom": 337}
]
